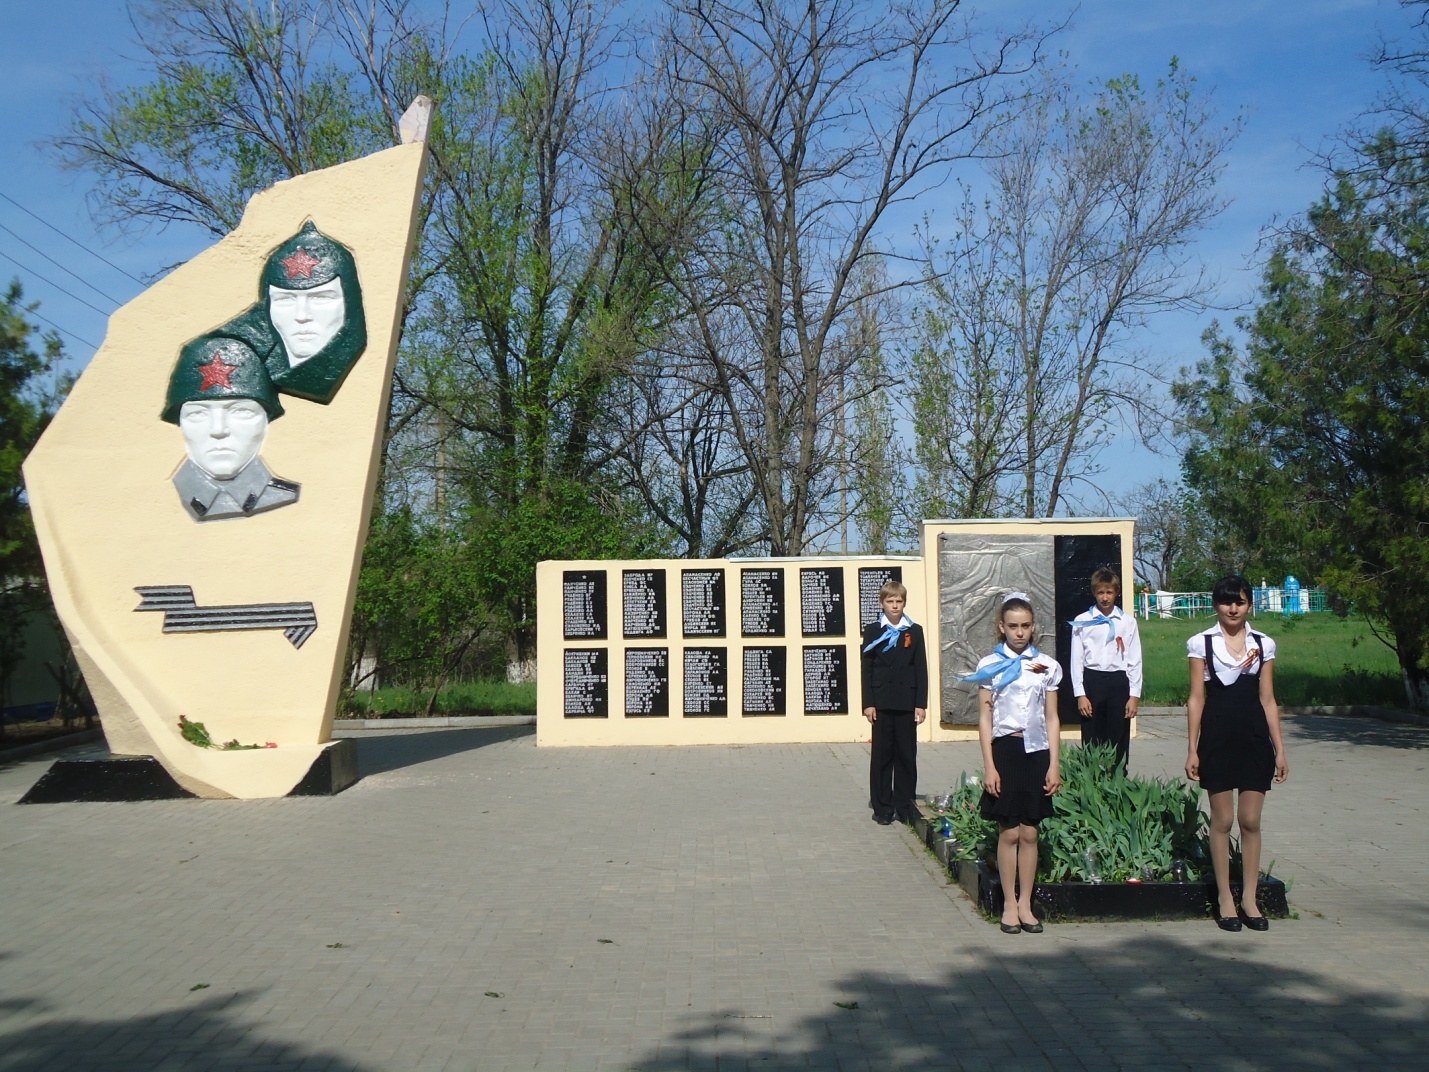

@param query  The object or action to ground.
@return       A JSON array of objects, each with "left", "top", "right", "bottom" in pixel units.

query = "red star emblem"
[
  {"left": 198, "top": 354, "right": 239, "bottom": 391},
  {"left": 280, "top": 248, "right": 322, "bottom": 280}
]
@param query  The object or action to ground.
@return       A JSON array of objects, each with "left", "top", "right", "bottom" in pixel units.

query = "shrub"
[{"left": 927, "top": 743, "right": 1210, "bottom": 882}]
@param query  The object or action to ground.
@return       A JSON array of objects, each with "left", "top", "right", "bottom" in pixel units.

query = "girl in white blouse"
[
  {"left": 1186, "top": 575, "right": 1289, "bottom": 932},
  {"left": 965, "top": 593, "right": 1062, "bottom": 934}
]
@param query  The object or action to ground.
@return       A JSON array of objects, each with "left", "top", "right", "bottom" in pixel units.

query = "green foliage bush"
[
  {"left": 342, "top": 678, "right": 536, "bottom": 717},
  {"left": 928, "top": 744, "right": 1209, "bottom": 883}
]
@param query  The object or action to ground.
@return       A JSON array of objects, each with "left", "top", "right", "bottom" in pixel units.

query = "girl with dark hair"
[
  {"left": 963, "top": 593, "right": 1062, "bottom": 934},
  {"left": 1186, "top": 575, "right": 1290, "bottom": 932}
]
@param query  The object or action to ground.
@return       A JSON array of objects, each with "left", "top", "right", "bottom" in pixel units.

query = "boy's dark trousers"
[
  {"left": 1080, "top": 668, "right": 1131, "bottom": 770},
  {"left": 870, "top": 708, "right": 917, "bottom": 821}
]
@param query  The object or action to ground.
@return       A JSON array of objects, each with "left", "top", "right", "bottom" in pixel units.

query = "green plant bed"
[
  {"left": 942, "top": 856, "right": 1289, "bottom": 922},
  {"left": 926, "top": 744, "right": 1210, "bottom": 882},
  {"left": 918, "top": 743, "right": 1291, "bottom": 920}
]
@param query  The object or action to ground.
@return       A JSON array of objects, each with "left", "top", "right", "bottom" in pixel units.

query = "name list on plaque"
[
  {"left": 625, "top": 648, "right": 669, "bottom": 717},
  {"left": 681, "top": 569, "right": 726, "bottom": 637},
  {"left": 802, "top": 645, "right": 848, "bottom": 714},
  {"left": 800, "top": 567, "right": 845, "bottom": 637},
  {"left": 563, "top": 648, "right": 609, "bottom": 717},
  {"left": 858, "top": 566, "right": 903, "bottom": 628},
  {"left": 740, "top": 568, "right": 785, "bottom": 637},
  {"left": 622, "top": 569, "right": 667, "bottom": 638},
  {"left": 684, "top": 647, "right": 728, "bottom": 717},
  {"left": 563, "top": 570, "right": 608, "bottom": 640},
  {"left": 742, "top": 646, "right": 787, "bottom": 716}
]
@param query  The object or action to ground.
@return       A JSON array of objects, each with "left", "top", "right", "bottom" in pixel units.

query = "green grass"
[
  {"left": 343, "top": 678, "right": 537, "bottom": 717},
  {"left": 1138, "top": 612, "right": 1404, "bottom": 707}
]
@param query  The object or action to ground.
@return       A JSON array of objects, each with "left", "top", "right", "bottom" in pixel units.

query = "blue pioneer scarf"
[
  {"left": 862, "top": 612, "right": 914, "bottom": 653},
  {"left": 1070, "top": 606, "right": 1125, "bottom": 653},
  {"left": 959, "top": 643, "right": 1040, "bottom": 690}
]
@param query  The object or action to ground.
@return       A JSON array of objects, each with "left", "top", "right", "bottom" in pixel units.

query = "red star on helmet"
[
  {"left": 198, "top": 354, "right": 239, "bottom": 391},
  {"left": 280, "top": 248, "right": 323, "bottom": 280}
]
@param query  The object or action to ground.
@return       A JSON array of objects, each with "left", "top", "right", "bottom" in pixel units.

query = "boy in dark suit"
[{"left": 861, "top": 581, "right": 929, "bottom": 825}]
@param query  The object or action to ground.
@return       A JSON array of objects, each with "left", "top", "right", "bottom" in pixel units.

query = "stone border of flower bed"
[{"left": 911, "top": 800, "right": 1290, "bottom": 922}]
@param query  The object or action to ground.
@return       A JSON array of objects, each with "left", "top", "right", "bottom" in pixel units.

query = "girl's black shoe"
[
  {"left": 1238, "top": 906, "right": 1270, "bottom": 931},
  {"left": 1214, "top": 908, "right": 1242, "bottom": 932}
]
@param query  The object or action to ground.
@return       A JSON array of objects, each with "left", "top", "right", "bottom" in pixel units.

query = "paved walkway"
[{"left": 1, "top": 714, "right": 1426, "bottom": 1071}]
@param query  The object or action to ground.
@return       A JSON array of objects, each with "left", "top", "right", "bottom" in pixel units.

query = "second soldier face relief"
[{"left": 268, "top": 276, "right": 346, "bottom": 363}]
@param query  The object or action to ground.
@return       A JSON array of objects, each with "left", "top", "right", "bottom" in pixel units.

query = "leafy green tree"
[
  {"left": 53, "top": 0, "right": 397, "bottom": 237},
  {"left": 349, "top": 508, "right": 498, "bottom": 715},
  {"left": 1175, "top": 141, "right": 1429, "bottom": 706},
  {"left": 1, "top": 282, "right": 65, "bottom": 730},
  {"left": 912, "top": 62, "right": 1237, "bottom": 518}
]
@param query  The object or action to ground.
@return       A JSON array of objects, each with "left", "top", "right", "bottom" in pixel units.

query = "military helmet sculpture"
[
  {"left": 214, "top": 220, "right": 367, "bottom": 404},
  {"left": 161, "top": 335, "right": 284, "bottom": 424}
]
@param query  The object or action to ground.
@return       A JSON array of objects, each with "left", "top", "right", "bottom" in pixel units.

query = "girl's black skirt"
[{"left": 980, "top": 735, "right": 1054, "bottom": 826}]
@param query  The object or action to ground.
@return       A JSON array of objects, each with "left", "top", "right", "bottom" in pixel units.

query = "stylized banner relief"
[
  {"left": 134, "top": 586, "right": 317, "bottom": 649},
  {"left": 23, "top": 100, "right": 433, "bottom": 798}
]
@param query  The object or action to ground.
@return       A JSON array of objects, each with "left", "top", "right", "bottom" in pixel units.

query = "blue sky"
[{"left": 0, "top": 0, "right": 1413, "bottom": 500}]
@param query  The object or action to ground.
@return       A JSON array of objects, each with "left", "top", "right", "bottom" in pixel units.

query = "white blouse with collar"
[
  {"left": 1186, "top": 623, "right": 1277, "bottom": 686},
  {"left": 976, "top": 648, "right": 1062, "bottom": 752}
]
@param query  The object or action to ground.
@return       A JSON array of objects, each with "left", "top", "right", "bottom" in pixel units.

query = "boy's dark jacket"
[{"left": 860, "top": 622, "right": 929, "bottom": 710}]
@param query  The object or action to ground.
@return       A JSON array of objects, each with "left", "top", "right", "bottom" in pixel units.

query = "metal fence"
[{"left": 1135, "top": 586, "right": 1329, "bottom": 620}]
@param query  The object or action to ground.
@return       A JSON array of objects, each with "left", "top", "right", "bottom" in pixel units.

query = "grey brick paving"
[{"left": 1, "top": 714, "right": 1425, "bottom": 1071}]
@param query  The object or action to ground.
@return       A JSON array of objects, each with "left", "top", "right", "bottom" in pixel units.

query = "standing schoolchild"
[
  {"left": 861, "top": 581, "right": 928, "bottom": 826},
  {"left": 965, "top": 593, "right": 1062, "bottom": 933},
  {"left": 1070, "top": 568, "right": 1143, "bottom": 771},
  {"left": 1186, "top": 575, "right": 1290, "bottom": 932}
]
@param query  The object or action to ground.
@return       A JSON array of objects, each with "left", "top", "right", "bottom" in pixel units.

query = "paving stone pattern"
[{"left": 1, "top": 714, "right": 1426, "bottom": 1071}]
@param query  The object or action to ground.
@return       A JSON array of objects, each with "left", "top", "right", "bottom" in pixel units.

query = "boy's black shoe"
[{"left": 873, "top": 813, "right": 894, "bottom": 825}]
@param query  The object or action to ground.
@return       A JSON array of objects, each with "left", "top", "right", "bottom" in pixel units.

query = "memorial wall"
[
  {"left": 536, "top": 518, "right": 1135, "bottom": 747},
  {"left": 537, "top": 556, "right": 922, "bottom": 746}
]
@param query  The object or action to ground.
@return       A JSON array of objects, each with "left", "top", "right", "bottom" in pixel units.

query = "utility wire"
[
  {"left": 0, "top": 248, "right": 114, "bottom": 317},
  {"left": 0, "top": 220, "right": 126, "bottom": 306},
  {"left": 16, "top": 304, "right": 99, "bottom": 352},
  {"left": 0, "top": 190, "right": 146, "bottom": 285}
]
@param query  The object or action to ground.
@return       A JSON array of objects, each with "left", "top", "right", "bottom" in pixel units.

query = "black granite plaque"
[
  {"left": 800, "top": 567, "right": 846, "bottom": 637},
  {"left": 858, "top": 566, "right": 903, "bottom": 627},
  {"left": 563, "top": 570, "right": 608, "bottom": 640},
  {"left": 563, "top": 648, "right": 609, "bottom": 717},
  {"left": 742, "top": 646, "right": 787, "bottom": 716},
  {"left": 681, "top": 569, "right": 727, "bottom": 638},
  {"left": 622, "top": 569, "right": 667, "bottom": 639},
  {"left": 802, "top": 645, "right": 849, "bottom": 714},
  {"left": 625, "top": 647, "right": 670, "bottom": 717},
  {"left": 684, "top": 647, "right": 728, "bottom": 717},
  {"left": 1054, "top": 534, "right": 1124, "bottom": 724},
  {"left": 740, "top": 568, "right": 785, "bottom": 637}
]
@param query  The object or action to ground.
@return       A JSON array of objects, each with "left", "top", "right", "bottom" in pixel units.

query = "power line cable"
[
  {"left": 0, "top": 190, "right": 146, "bottom": 285},
  {"left": 0, "top": 248, "right": 114, "bottom": 317},
  {"left": 0, "top": 220, "right": 126, "bottom": 306},
  {"left": 14, "top": 304, "right": 99, "bottom": 352}
]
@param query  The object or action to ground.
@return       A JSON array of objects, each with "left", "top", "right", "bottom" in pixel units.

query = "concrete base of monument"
[
  {"left": 911, "top": 802, "right": 1290, "bottom": 922},
  {"left": 17, "top": 739, "right": 359, "bottom": 803}
]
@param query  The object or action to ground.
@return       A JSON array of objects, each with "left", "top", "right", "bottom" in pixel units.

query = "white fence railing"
[{"left": 1135, "top": 585, "right": 1328, "bottom": 620}]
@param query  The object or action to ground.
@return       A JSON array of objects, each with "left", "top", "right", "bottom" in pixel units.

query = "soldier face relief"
[
  {"left": 180, "top": 399, "right": 269, "bottom": 479},
  {"left": 268, "top": 276, "right": 346, "bottom": 364}
]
